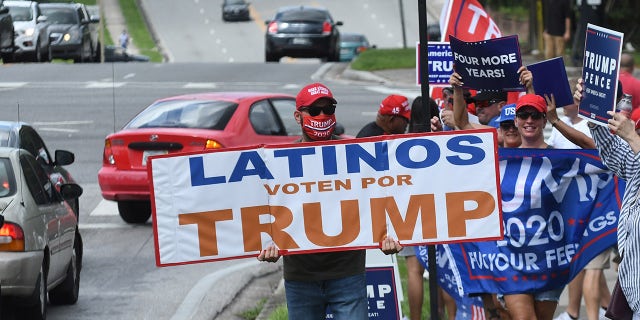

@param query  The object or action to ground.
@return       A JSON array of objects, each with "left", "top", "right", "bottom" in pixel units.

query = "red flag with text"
[{"left": 440, "top": 0, "right": 502, "bottom": 42}]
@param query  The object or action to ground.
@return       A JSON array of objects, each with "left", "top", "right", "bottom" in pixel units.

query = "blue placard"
[
  {"left": 528, "top": 57, "right": 574, "bottom": 107},
  {"left": 578, "top": 24, "right": 624, "bottom": 125},
  {"left": 325, "top": 267, "right": 401, "bottom": 319},
  {"left": 428, "top": 42, "right": 454, "bottom": 85},
  {"left": 449, "top": 35, "right": 524, "bottom": 92}
]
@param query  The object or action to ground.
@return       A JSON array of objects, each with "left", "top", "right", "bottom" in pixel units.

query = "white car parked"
[{"left": 4, "top": 0, "right": 51, "bottom": 62}]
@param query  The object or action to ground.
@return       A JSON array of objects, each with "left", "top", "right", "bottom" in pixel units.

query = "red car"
[{"left": 98, "top": 92, "right": 305, "bottom": 224}]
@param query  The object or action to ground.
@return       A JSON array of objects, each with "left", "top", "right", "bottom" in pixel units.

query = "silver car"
[
  {"left": 4, "top": 0, "right": 51, "bottom": 62},
  {"left": 0, "top": 148, "right": 83, "bottom": 320}
]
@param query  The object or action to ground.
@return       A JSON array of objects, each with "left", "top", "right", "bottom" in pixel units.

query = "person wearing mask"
[
  {"left": 356, "top": 94, "right": 411, "bottom": 137},
  {"left": 257, "top": 82, "right": 403, "bottom": 320}
]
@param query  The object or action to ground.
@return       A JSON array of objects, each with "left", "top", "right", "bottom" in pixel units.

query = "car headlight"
[
  {"left": 63, "top": 29, "right": 81, "bottom": 42},
  {"left": 19, "top": 28, "right": 35, "bottom": 37}
]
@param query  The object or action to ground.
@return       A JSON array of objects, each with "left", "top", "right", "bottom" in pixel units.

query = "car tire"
[
  {"left": 33, "top": 41, "right": 42, "bottom": 63},
  {"left": 49, "top": 231, "right": 81, "bottom": 305},
  {"left": 21, "top": 262, "right": 47, "bottom": 320},
  {"left": 45, "top": 46, "right": 52, "bottom": 62},
  {"left": 118, "top": 201, "right": 152, "bottom": 224},
  {"left": 265, "top": 52, "right": 279, "bottom": 62}
]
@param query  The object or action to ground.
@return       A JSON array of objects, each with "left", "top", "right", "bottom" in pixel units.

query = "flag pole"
[{"left": 417, "top": 1, "right": 438, "bottom": 319}]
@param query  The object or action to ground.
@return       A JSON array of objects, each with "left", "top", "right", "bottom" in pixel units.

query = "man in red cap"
[
  {"left": 258, "top": 82, "right": 402, "bottom": 320},
  {"left": 355, "top": 94, "right": 411, "bottom": 137}
]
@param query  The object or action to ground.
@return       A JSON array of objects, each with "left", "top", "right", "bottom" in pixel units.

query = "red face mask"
[{"left": 302, "top": 114, "right": 336, "bottom": 140}]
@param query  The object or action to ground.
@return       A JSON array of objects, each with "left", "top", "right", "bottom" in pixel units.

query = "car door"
[
  {"left": 247, "top": 98, "right": 298, "bottom": 145},
  {"left": 22, "top": 153, "right": 75, "bottom": 281},
  {"left": 18, "top": 125, "right": 61, "bottom": 184}
]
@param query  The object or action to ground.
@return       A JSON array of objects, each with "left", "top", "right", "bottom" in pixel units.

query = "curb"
[{"left": 255, "top": 279, "right": 285, "bottom": 320}]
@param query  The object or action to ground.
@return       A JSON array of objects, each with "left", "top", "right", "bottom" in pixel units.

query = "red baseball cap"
[
  {"left": 379, "top": 94, "right": 411, "bottom": 120},
  {"left": 516, "top": 94, "right": 547, "bottom": 113},
  {"left": 296, "top": 83, "right": 337, "bottom": 110}
]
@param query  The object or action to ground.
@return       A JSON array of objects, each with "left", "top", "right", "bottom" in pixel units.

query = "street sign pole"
[{"left": 417, "top": 1, "right": 438, "bottom": 319}]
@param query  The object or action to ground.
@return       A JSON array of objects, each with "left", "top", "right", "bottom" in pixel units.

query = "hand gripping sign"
[{"left": 149, "top": 130, "right": 503, "bottom": 267}]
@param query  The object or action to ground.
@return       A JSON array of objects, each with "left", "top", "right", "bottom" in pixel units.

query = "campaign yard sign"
[
  {"left": 449, "top": 35, "right": 524, "bottom": 92},
  {"left": 326, "top": 267, "right": 402, "bottom": 319},
  {"left": 427, "top": 42, "right": 453, "bottom": 85},
  {"left": 149, "top": 130, "right": 503, "bottom": 267},
  {"left": 578, "top": 24, "right": 624, "bottom": 125}
]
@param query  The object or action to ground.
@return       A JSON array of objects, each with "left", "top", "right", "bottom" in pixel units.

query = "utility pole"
[
  {"left": 417, "top": 1, "right": 437, "bottom": 320},
  {"left": 399, "top": 0, "right": 407, "bottom": 48}
]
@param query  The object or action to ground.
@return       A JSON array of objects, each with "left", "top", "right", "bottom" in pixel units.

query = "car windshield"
[
  {"left": 7, "top": 6, "right": 33, "bottom": 21},
  {"left": 278, "top": 9, "right": 328, "bottom": 22},
  {"left": 40, "top": 8, "right": 78, "bottom": 24},
  {"left": 125, "top": 100, "right": 238, "bottom": 130},
  {"left": 0, "top": 158, "right": 15, "bottom": 198}
]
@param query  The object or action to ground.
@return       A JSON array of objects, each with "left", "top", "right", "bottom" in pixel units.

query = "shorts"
[
  {"left": 398, "top": 246, "right": 416, "bottom": 257},
  {"left": 497, "top": 286, "right": 564, "bottom": 307},
  {"left": 585, "top": 247, "right": 612, "bottom": 270}
]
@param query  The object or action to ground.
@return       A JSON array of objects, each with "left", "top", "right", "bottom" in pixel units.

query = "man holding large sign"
[{"left": 257, "top": 83, "right": 402, "bottom": 320}]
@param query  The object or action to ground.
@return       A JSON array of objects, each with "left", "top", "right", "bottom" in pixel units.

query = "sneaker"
[{"left": 553, "top": 311, "right": 579, "bottom": 320}]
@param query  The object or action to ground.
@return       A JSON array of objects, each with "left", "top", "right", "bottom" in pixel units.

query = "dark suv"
[
  {"left": 264, "top": 6, "right": 342, "bottom": 62},
  {"left": 39, "top": 2, "right": 99, "bottom": 62},
  {"left": 0, "top": 0, "right": 14, "bottom": 62}
]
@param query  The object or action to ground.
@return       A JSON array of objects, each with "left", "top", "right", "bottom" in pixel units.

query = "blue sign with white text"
[
  {"left": 326, "top": 267, "right": 401, "bottom": 319},
  {"left": 449, "top": 35, "right": 523, "bottom": 91},
  {"left": 428, "top": 42, "right": 454, "bottom": 85},
  {"left": 417, "top": 148, "right": 623, "bottom": 297},
  {"left": 578, "top": 24, "right": 624, "bottom": 125}
]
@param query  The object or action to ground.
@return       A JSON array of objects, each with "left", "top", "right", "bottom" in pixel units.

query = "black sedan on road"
[
  {"left": 264, "top": 6, "right": 342, "bottom": 62},
  {"left": 221, "top": 0, "right": 250, "bottom": 22}
]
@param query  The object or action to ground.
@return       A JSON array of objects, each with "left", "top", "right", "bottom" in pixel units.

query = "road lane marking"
[
  {"left": 184, "top": 82, "right": 217, "bottom": 89},
  {"left": 90, "top": 199, "right": 118, "bottom": 216},
  {"left": 86, "top": 81, "right": 126, "bottom": 88}
]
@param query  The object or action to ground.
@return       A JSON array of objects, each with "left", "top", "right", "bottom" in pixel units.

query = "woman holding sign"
[{"left": 451, "top": 67, "right": 570, "bottom": 319}]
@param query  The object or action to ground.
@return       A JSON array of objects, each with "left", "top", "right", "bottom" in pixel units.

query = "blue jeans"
[{"left": 284, "top": 273, "right": 368, "bottom": 320}]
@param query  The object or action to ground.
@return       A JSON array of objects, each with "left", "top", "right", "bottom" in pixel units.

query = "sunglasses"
[
  {"left": 516, "top": 111, "right": 545, "bottom": 120},
  {"left": 300, "top": 105, "right": 336, "bottom": 116},
  {"left": 475, "top": 100, "right": 500, "bottom": 109},
  {"left": 500, "top": 122, "right": 516, "bottom": 130}
]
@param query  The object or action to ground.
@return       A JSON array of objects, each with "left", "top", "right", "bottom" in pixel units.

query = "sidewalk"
[{"left": 93, "top": 0, "right": 140, "bottom": 55}]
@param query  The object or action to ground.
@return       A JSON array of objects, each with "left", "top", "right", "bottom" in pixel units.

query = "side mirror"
[
  {"left": 55, "top": 150, "right": 75, "bottom": 166},
  {"left": 0, "top": 7, "right": 8, "bottom": 15},
  {"left": 37, "top": 15, "right": 47, "bottom": 23},
  {"left": 60, "top": 183, "right": 83, "bottom": 200}
]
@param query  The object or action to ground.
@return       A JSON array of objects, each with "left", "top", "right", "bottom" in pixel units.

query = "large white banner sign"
[{"left": 150, "top": 130, "right": 503, "bottom": 267}]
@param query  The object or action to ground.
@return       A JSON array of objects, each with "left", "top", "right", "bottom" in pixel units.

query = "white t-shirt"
[{"left": 546, "top": 116, "right": 592, "bottom": 149}]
